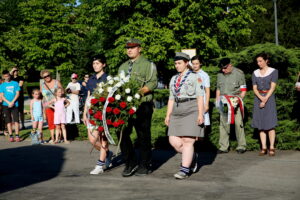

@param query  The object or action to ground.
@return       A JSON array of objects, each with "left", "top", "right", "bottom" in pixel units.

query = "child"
[
  {"left": 0, "top": 70, "right": 21, "bottom": 142},
  {"left": 49, "top": 87, "right": 70, "bottom": 144},
  {"left": 30, "top": 89, "right": 44, "bottom": 144}
]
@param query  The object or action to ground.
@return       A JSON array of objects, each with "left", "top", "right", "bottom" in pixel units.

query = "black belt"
[{"left": 175, "top": 98, "right": 196, "bottom": 103}]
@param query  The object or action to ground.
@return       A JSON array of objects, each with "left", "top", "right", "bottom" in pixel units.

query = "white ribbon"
[{"left": 102, "top": 77, "right": 127, "bottom": 145}]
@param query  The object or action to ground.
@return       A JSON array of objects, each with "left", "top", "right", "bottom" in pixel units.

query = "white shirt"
[{"left": 66, "top": 82, "right": 81, "bottom": 102}]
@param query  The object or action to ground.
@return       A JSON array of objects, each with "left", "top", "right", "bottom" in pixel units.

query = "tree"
[
  {"left": 0, "top": 0, "right": 85, "bottom": 81},
  {"left": 77, "top": 0, "right": 263, "bottom": 74}
]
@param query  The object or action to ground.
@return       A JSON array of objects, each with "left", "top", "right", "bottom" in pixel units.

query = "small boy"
[{"left": 0, "top": 70, "right": 21, "bottom": 142}]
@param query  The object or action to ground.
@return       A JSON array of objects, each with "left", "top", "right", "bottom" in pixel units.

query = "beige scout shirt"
[
  {"left": 169, "top": 71, "right": 204, "bottom": 100},
  {"left": 119, "top": 55, "right": 158, "bottom": 102},
  {"left": 217, "top": 67, "right": 246, "bottom": 96}
]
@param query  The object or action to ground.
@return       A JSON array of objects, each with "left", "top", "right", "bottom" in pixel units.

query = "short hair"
[
  {"left": 219, "top": 58, "right": 231, "bottom": 68},
  {"left": 2, "top": 70, "right": 9, "bottom": 75},
  {"left": 92, "top": 54, "right": 106, "bottom": 64},
  {"left": 40, "top": 69, "right": 51, "bottom": 78},
  {"left": 191, "top": 55, "right": 203, "bottom": 63}
]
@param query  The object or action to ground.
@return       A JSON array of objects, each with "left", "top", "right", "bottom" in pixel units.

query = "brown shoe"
[
  {"left": 269, "top": 149, "right": 275, "bottom": 156},
  {"left": 259, "top": 149, "right": 267, "bottom": 156}
]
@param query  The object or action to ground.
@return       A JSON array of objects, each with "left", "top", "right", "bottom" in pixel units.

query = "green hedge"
[{"left": 75, "top": 43, "right": 299, "bottom": 150}]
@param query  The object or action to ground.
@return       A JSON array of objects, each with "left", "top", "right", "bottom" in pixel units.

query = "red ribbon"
[{"left": 224, "top": 95, "right": 244, "bottom": 124}]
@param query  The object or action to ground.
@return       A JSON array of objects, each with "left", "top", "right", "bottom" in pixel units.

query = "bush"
[{"left": 151, "top": 43, "right": 300, "bottom": 150}]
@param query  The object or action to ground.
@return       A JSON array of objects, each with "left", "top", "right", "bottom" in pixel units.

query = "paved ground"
[{"left": 0, "top": 137, "right": 299, "bottom": 200}]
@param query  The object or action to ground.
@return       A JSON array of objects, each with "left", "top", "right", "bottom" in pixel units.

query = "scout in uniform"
[
  {"left": 118, "top": 38, "right": 158, "bottom": 177},
  {"left": 216, "top": 58, "right": 247, "bottom": 154},
  {"left": 165, "top": 52, "right": 204, "bottom": 179}
]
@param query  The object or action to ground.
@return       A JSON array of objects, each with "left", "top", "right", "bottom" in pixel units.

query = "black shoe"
[
  {"left": 236, "top": 149, "right": 246, "bottom": 154},
  {"left": 122, "top": 165, "right": 138, "bottom": 177},
  {"left": 217, "top": 149, "right": 229, "bottom": 154},
  {"left": 135, "top": 165, "right": 151, "bottom": 176}
]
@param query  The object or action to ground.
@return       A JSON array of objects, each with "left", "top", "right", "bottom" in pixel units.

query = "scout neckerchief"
[{"left": 173, "top": 70, "right": 192, "bottom": 106}]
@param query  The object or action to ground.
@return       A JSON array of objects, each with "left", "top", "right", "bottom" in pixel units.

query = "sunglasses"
[{"left": 43, "top": 74, "right": 50, "bottom": 79}]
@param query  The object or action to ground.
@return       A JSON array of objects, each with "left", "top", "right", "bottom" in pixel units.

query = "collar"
[{"left": 128, "top": 55, "right": 144, "bottom": 65}]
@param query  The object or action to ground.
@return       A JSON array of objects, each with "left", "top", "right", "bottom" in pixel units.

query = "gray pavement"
[{"left": 0, "top": 137, "right": 299, "bottom": 200}]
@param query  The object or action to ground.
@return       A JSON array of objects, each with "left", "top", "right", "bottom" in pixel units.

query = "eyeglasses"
[{"left": 43, "top": 74, "right": 50, "bottom": 79}]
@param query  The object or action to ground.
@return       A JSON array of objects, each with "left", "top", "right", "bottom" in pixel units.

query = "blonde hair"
[
  {"left": 54, "top": 87, "right": 65, "bottom": 97},
  {"left": 32, "top": 89, "right": 42, "bottom": 99},
  {"left": 40, "top": 69, "right": 51, "bottom": 78}
]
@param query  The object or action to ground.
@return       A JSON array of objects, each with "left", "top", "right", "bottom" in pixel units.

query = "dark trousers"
[{"left": 118, "top": 102, "right": 153, "bottom": 167}]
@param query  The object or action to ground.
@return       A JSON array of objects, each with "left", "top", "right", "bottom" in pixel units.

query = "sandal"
[
  {"left": 259, "top": 149, "right": 267, "bottom": 156},
  {"left": 269, "top": 149, "right": 275, "bottom": 156}
]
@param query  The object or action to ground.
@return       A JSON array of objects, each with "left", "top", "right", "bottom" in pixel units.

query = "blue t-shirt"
[{"left": 0, "top": 80, "right": 21, "bottom": 107}]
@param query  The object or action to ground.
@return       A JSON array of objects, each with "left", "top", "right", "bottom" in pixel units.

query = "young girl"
[
  {"left": 30, "top": 89, "right": 44, "bottom": 143},
  {"left": 50, "top": 87, "right": 70, "bottom": 144}
]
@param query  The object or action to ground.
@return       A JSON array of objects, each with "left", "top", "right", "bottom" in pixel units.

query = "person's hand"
[
  {"left": 260, "top": 96, "right": 267, "bottom": 103},
  {"left": 259, "top": 102, "right": 265, "bottom": 108},
  {"left": 8, "top": 102, "right": 14, "bottom": 108},
  {"left": 197, "top": 114, "right": 204, "bottom": 125},
  {"left": 164, "top": 116, "right": 170, "bottom": 126}
]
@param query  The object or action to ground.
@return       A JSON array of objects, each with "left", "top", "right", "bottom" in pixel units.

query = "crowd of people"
[{"left": 0, "top": 38, "right": 298, "bottom": 180}]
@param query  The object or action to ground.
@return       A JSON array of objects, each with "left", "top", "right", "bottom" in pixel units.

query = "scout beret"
[
  {"left": 219, "top": 58, "right": 231, "bottom": 68},
  {"left": 174, "top": 52, "right": 190, "bottom": 61},
  {"left": 125, "top": 38, "right": 142, "bottom": 48}
]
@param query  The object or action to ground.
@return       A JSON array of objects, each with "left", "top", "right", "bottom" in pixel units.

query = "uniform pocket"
[{"left": 186, "top": 82, "right": 195, "bottom": 96}]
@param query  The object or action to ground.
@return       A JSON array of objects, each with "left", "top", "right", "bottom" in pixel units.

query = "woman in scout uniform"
[{"left": 165, "top": 52, "right": 204, "bottom": 179}]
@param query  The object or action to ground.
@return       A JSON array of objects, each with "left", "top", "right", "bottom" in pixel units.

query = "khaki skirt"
[{"left": 168, "top": 99, "right": 204, "bottom": 137}]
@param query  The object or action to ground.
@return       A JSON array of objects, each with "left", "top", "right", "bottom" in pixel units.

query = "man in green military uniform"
[
  {"left": 216, "top": 58, "right": 247, "bottom": 154},
  {"left": 118, "top": 38, "right": 158, "bottom": 177}
]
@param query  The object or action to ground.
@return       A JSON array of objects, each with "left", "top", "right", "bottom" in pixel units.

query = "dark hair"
[
  {"left": 2, "top": 70, "right": 9, "bottom": 75},
  {"left": 255, "top": 53, "right": 270, "bottom": 64},
  {"left": 191, "top": 55, "right": 203, "bottom": 63},
  {"left": 92, "top": 54, "right": 106, "bottom": 64},
  {"left": 219, "top": 58, "right": 231, "bottom": 68}
]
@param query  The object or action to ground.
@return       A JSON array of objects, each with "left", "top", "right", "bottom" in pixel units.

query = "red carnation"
[
  {"left": 93, "top": 111, "right": 102, "bottom": 120},
  {"left": 106, "top": 107, "right": 112, "bottom": 113},
  {"left": 99, "top": 97, "right": 106, "bottom": 102},
  {"left": 98, "top": 126, "right": 104, "bottom": 132},
  {"left": 91, "top": 99, "right": 99, "bottom": 105},
  {"left": 112, "top": 121, "right": 120, "bottom": 128},
  {"left": 117, "top": 119, "right": 125, "bottom": 125},
  {"left": 120, "top": 102, "right": 127, "bottom": 109},
  {"left": 88, "top": 109, "right": 93, "bottom": 115},
  {"left": 106, "top": 119, "right": 112, "bottom": 125},
  {"left": 113, "top": 108, "right": 121, "bottom": 115},
  {"left": 128, "top": 108, "right": 135, "bottom": 115},
  {"left": 108, "top": 97, "right": 115, "bottom": 103},
  {"left": 89, "top": 120, "right": 96, "bottom": 125}
]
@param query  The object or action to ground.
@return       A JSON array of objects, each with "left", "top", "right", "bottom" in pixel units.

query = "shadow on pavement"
[{"left": 0, "top": 145, "right": 66, "bottom": 194}]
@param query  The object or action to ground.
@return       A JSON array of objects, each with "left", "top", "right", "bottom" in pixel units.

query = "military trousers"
[
  {"left": 219, "top": 107, "right": 246, "bottom": 151},
  {"left": 117, "top": 102, "right": 153, "bottom": 168}
]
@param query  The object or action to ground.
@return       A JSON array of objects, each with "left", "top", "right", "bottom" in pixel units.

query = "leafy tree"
[
  {"left": 0, "top": 0, "right": 84, "bottom": 81},
  {"left": 77, "top": 0, "right": 263, "bottom": 74},
  {"left": 245, "top": 0, "right": 300, "bottom": 48}
]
